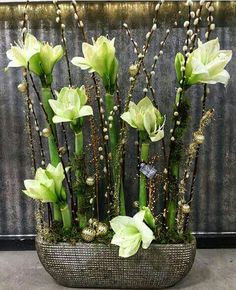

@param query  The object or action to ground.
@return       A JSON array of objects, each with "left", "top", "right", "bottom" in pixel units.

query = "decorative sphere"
[
  {"left": 42, "top": 128, "right": 51, "bottom": 138},
  {"left": 86, "top": 176, "right": 95, "bottom": 186},
  {"left": 81, "top": 227, "right": 96, "bottom": 242},
  {"left": 96, "top": 222, "right": 108, "bottom": 237},
  {"left": 194, "top": 133, "right": 205, "bottom": 144},
  {"left": 182, "top": 204, "right": 191, "bottom": 214},
  {"left": 58, "top": 146, "right": 66, "bottom": 155},
  {"left": 17, "top": 83, "right": 27, "bottom": 94},
  {"left": 89, "top": 218, "right": 99, "bottom": 228}
]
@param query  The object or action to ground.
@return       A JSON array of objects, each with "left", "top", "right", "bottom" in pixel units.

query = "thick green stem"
[
  {"left": 53, "top": 204, "right": 62, "bottom": 222},
  {"left": 105, "top": 92, "right": 126, "bottom": 215},
  {"left": 168, "top": 90, "right": 190, "bottom": 197},
  {"left": 41, "top": 87, "right": 60, "bottom": 166},
  {"left": 75, "top": 130, "right": 83, "bottom": 157},
  {"left": 60, "top": 203, "right": 72, "bottom": 230},
  {"left": 74, "top": 130, "right": 87, "bottom": 229},
  {"left": 41, "top": 86, "right": 61, "bottom": 221},
  {"left": 139, "top": 141, "right": 150, "bottom": 208},
  {"left": 105, "top": 93, "right": 118, "bottom": 159}
]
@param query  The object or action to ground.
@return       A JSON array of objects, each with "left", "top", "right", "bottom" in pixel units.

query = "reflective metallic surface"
[{"left": 0, "top": 2, "right": 235, "bottom": 236}]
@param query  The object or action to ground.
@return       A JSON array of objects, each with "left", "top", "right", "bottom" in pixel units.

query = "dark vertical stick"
[{"left": 184, "top": 2, "right": 214, "bottom": 229}]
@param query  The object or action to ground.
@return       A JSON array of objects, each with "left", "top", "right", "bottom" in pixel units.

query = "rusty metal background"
[{"left": 0, "top": 1, "right": 235, "bottom": 237}]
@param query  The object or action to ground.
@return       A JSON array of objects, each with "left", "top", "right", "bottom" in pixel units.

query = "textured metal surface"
[
  {"left": 0, "top": 2, "right": 236, "bottom": 236},
  {"left": 36, "top": 237, "right": 196, "bottom": 289}
]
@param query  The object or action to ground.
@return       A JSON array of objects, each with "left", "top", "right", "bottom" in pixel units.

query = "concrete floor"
[{"left": 0, "top": 250, "right": 235, "bottom": 290}]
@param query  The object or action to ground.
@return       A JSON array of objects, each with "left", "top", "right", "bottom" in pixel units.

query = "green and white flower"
[
  {"left": 6, "top": 33, "right": 64, "bottom": 77},
  {"left": 49, "top": 86, "right": 93, "bottom": 124},
  {"left": 6, "top": 33, "right": 42, "bottom": 75},
  {"left": 71, "top": 36, "right": 118, "bottom": 93},
  {"left": 110, "top": 210, "right": 155, "bottom": 258},
  {"left": 39, "top": 43, "right": 64, "bottom": 75},
  {"left": 121, "top": 97, "right": 165, "bottom": 142},
  {"left": 23, "top": 163, "right": 66, "bottom": 203},
  {"left": 175, "top": 38, "right": 232, "bottom": 87},
  {"left": 142, "top": 206, "right": 156, "bottom": 230}
]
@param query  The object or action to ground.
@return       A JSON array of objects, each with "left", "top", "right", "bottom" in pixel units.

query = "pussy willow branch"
[
  {"left": 122, "top": 24, "right": 156, "bottom": 104},
  {"left": 71, "top": 0, "right": 112, "bottom": 215},
  {"left": 166, "top": 3, "right": 198, "bottom": 191},
  {"left": 53, "top": 1, "right": 72, "bottom": 86},
  {"left": 188, "top": 1, "right": 214, "bottom": 214},
  {"left": 114, "top": 1, "right": 165, "bottom": 212},
  {"left": 23, "top": 74, "right": 37, "bottom": 171},
  {"left": 123, "top": 7, "right": 180, "bottom": 168},
  {"left": 189, "top": 2, "right": 205, "bottom": 52},
  {"left": 21, "top": 1, "right": 36, "bottom": 173},
  {"left": 27, "top": 91, "right": 46, "bottom": 167},
  {"left": 123, "top": 0, "right": 166, "bottom": 106},
  {"left": 53, "top": 2, "right": 75, "bottom": 199},
  {"left": 146, "top": 6, "right": 184, "bottom": 95},
  {"left": 143, "top": 29, "right": 170, "bottom": 97},
  {"left": 21, "top": 0, "right": 46, "bottom": 227}
]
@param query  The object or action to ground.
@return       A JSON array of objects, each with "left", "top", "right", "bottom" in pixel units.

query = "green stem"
[
  {"left": 139, "top": 140, "right": 150, "bottom": 208},
  {"left": 168, "top": 90, "right": 190, "bottom": 197},
  {"left": 104, "top": 93, "right": 118, "bottom": 159},
  {"left": 53, "top": 204, "right": 62, "bottom": 222},
  {"left": 60, "top": 203, "right": 72, "bottom": 230},
  {"left": 119, "top": 181, "right": 126, "bottom": 216},
  {"left": 74, "top": 130, "right": 87, "bottom": 229},
  {"left": 41, "top": 86, "right": 61, "bottom": 221},
  {"left": 41, "top": 87, "right": 60, "bottom": 166},
  {"left": 75, "top": 130, "right": 83, "bottom": 157},
  {"left": 105, "top": 92, "right": 126, "bottom": 215}
]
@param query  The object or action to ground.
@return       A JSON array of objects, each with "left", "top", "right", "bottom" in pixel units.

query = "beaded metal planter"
[{"left": 36, "top": 236, "right": 196, "bottom": 289}]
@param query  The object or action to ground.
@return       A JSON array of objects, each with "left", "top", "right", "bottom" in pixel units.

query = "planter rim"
[{"left": 36, "top": 235, "right": 196, "bottom": 248}]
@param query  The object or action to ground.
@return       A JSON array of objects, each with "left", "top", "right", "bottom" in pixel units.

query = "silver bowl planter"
[{"left": 36, "top": 236, "right": 196, "bottom": 289}]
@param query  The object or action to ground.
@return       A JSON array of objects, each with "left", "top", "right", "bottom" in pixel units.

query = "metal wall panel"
[{"left": 0, "top": 2, "right": 235, "bottom": 236}]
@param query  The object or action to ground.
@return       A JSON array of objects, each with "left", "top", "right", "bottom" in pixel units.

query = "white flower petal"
[
  {"left": 52, "top": 116, "right": 72, "bottom": 123},
  {"left": 78, "top": 105, "right": 93, "bottom": 118},
  {"left": 110, "top": 216, "right": 134, "bottom": 233},
  {"left": 71, "top": 57, "right": 91, "bottom": 70}
]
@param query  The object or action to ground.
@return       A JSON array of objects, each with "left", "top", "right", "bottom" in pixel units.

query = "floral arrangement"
[{"left": 6, "top": 0, "right": 232, "bottom": 258}]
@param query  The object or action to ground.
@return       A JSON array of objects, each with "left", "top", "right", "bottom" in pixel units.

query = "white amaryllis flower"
[
  {"left": 175, "top": 38, "right": 232, "bottom": 87},
  {"left": 39, "top": 43, "right": 64, "bottom": 75},
  {"left": 6, "top": 33, "right": 64, "bottom": 77},
  {"left": 71, "top": 36, "right": 118, "bottom": 93},
  {"left": 49, "top": 86, "right": 93, "bottom": 124},
  {"left": 121, "top": 97, "right": 165, "bottom": 142},
  {"left": 6, "top": 33, "right": 41, "bottom": 75},
  {"left": 110, "top": 210, "right": 155, "bottom": 258},
  {"left": 23, "top": 163, "right": 66, "bottom": 203}
]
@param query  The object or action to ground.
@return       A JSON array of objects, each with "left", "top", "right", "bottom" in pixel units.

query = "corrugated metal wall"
[{"left": 0, "top": 2, "right": 235, "bottom": 237}]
